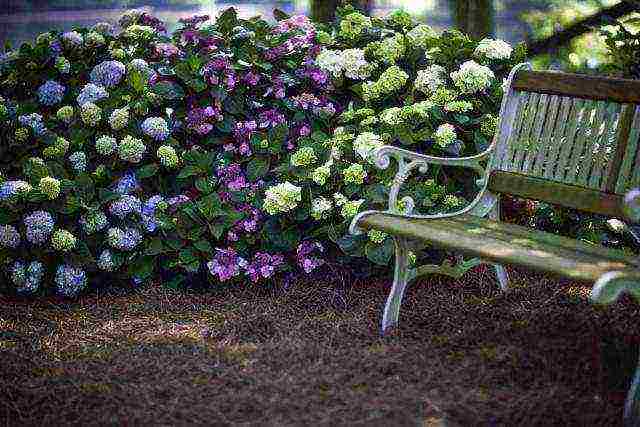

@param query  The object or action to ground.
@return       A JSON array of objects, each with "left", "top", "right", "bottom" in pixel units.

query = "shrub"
[{"left": 0, "top": 7, "right": 523, "bottom": 296}]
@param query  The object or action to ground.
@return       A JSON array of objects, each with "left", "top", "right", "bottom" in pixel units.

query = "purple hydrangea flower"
[
  {"left": 107, "top": 227, "right": 142, "bottom": 251},
  {"left": 113, "top": 171, "right": 139, "bottom": 195},
  {"left": 243, "top": 71, "right": 261, "bottom": 86},
  {"left": 55, "top": 264, "right": 87, "bottom": 297},
  {"left": 207, "top": 248, "right": 247, "bottom": 282},
  {"left": 141, "top": 195, "right": 164, "bottom": 233},
  {"left": 141, "top": 117, "right": 170, "bottom": 141},
  {"left": 258, "top": 108, "right": 286, "bottom": 129},
  {"left": 0, "top": 180, "right": 31, "bottom": 200},
  {"left": 24, "top": 211, "right": 54, "bottom": 244},
  {"left": 109, "top": 195, "right": 142, "bottom": 219},
  {"left": 296, "top": 240, "right": 325, "bottom": 273},
  {"left": 0, "top": 224, "right": 20, "bottom": 248},
  {"left": 37, "top": 80, "right": 65, "bottom": 106},
  {"left": 77, "top": 83, "right": 108, "bottom": 105},
  {"left": 185, "top": 105, "right": 222, "bottom": 135},
  {"left": 90, "top": 60, "right": 126, "bottom": 88},
  {"left": 245, "top": 252, "right": 284, "bottom": 283}
]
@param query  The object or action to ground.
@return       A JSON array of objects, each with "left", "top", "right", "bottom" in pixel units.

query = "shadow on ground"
[{"left": 1, "top": 265, "right": 638, "bottom": 426}]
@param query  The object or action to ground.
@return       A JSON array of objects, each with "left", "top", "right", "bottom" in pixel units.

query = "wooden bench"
[{"left": 349, "top": 63, "right": 640, "bottom": 425}]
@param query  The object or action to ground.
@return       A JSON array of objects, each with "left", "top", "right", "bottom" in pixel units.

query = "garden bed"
[{"left": 1, "top": 267, "right": 637, "bottom": 426}]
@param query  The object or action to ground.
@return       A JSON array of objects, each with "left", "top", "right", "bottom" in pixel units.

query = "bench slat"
[
  {"left": 577, "top": 101, "right": 609, "bottom": 186},
  {"left": 531, "top": 94, "right": 561, "bottom": 176},
  {"left": 616, "top": 106, "right": 640, "bottom": 193},
  {"left": 358, "top": 212, "right": 638, "bottom": 283},
  {"left": 488, "top": 170, "right": 625, "bottom": 218},
  {"left": 512, "top": 92, "right": 541, "bottom": 172},
  {"left": 522, "top": 93, "right": 550, "bottom": 173},
  {"left": 565, "top": 100, "right": 595, "bottom": 184},
  {"left": 543, "top": 96, "right": 573, "bottom": 179},
  {"left": 592, "top": 102, "right": 622, "bottom": 190},
  {"left": 553, "top": 98, "right": 584, "bottom": 182},
  {"left": 512, "top": 70, "right": 640, "bottom": 104},
  {"left": 498, "top": 92, "right": 529, "bottom": 170}
]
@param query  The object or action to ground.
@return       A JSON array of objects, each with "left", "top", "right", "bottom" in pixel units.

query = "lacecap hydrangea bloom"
[
  {"left": 90, "top": 60, "right": 126, "bottom": 88},
  {"left": 55, "top": 264, "right": 87, "bottom": 297},
  {"left": 51, "top": 229, "right": 76, "bottom": 252},
  {"left": 118, "top": 135, "right": 146, "bottom": 163},
  {"left": 0, "top": 224, "right": 20, "bottom": 248},
  {"left": 37, "top": 80, "right": 65, "bottom": 106},
  {"left": 80, "top": 102, "right": 101, "bottom": 126},
  {"left": 263, "top": 182, "right": 302, "bottom": 215},
  {"left": 474, "top": 38, "right": 513, "bottom": 61},
  {"left": 311, "top": 197, "right": 333, "bottom": 220},
  {"left": 39, "top": 176, "right": 61, "bottom": 199},
  {"left": 109, "top": 106, "right": 129, "bottom": 130},
  {"left": 291, "top": 146, "right": 317, "bottom": 167},
  {"left": 24, "top": 210, "right": 54, "bottom": 244},
  {"left": 450, "top": 60, "right": 495, "bottom": 94},
  {"left": 107, "top": 227, "right": 142, "bottom": 251},
  {"left": 77, "top": 83, "right": 108, "bottom": 105},
  {"left": 434, "top": 123, "right": 457, "bottom": 148},
  {"left": 157, "top": 145, "right": 179, "bottom": 168},
  {"left": 414, "top": 65, "right": 446, "bottom": 95},
  {"left": 141, "top": 117, "right": 170, "bottom": 141},
  {"left": 343, "top": 163, "right": 367, "bottom": 185},
  {"left": 354, "top": 132, "right": 384, "bottom": 163},
  {"left": 96, "top": 135, "right": 117, "bottom": 156}
]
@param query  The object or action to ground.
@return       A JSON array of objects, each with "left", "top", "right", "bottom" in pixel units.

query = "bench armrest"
[
  {"left": 372, "top": 145, "right": 494, "bottom": 215},
  {"left": 623, "top": 188, "right": 640, "bottom": 223}
]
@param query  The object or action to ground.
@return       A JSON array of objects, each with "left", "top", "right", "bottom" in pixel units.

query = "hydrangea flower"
[
  {"left": 18, "top": 113, "right": 45, "bottom": 135},
  {"left": 450, "top": 60, "right": 495, "bottom": 94},
  {"left": 107, "top": 227, "right": 142, "bottom": 251},
  {"left": 263, "top": 182, "right": 302, "bottom": 215},
  {"left": 443, "top": 194, "right": 464, "bottom": 210},
  {"left": 0, "top": 180, "right": 32, "bottom": 201},
  {"left": 339, "top": 12, "right": 372, "bottom": 40},
  {"left": 69, "top": 152, "right": 87, "bottom": 173},
  {"left": 474, "top": 38, "right": 513, "bottom": 60},
  {"left": 414, "top": 65, "right": 446, "bottom": 95},
  {"left": 444, "top": 100, "right": 473, "bottom": 113},
  {"left": 109, "top": 106, "right": 129, "bottom": 130},
  {"left": 341, "top": 48, "right": 372, "bottom": 80},
  {"left": 84, "top": 31, "right": 106, "bottom": 48},
  {"left": 185, "top": 106, "right": 221, "bottom": 135},
  {"left": 95, "top": 135, "right": 117, "bottom": 156},
  {"left": 362, "top": 66, "right": 409, "bottom": 102},
  {"left": 97, "top": 249, "right": 116, "bottom": 271},
  {"left": 354, "top": 132, "right": 384, "bottom": 163},
  {"left": 340, "top": 198, "right": 364, "bottom": 219},
  {"left": 141, "top": 117, "right": 170, "bottom": 141},
  {"left": 311, "top": 197, "right": 333, "bottom": 220},
  {"left": 24, "top": 211, "right": 54, "bottom": 244},
  {"left": 42, "top": 136, "right": 70, "bottom": 158},
  {"left": 316, "top": 49, "right": 343, "bottom": 78},
  {"left": 157, "top": 145, "right": 178, "bottom": 168},
  {"left": 55, "top": 56, "right": 71, "bottom": 74},
  {"left": 109, "top": 195, "right": 142, "bottom": 219},
  {"left": 61, "top": 31, "right": 83, "bottom": 48},
  {"left": 39, "top": 177, "right": 61, "bottom": 200},
  {"left": 56, "top": 105, "right": 74, "bottom": 123},
  {"left": 368, "top": 229, "right": 388, "bottom": 244},
  {"left": 77, "top": 83, "right": 108, "bottom": 105},
  {"left": 481, "top": 114, "right": 499, "bottom": 137},
  {"left": 93, "top": 22, "right": 116, "bottom": 36},
  {"left": 0, "top": 224, "right": 20, "bottom": 248},
  {"left": 80, "top": 102, "right": 101, "bottom": 126},
  {"left": 113, "top": 171, "right": 139, "bottom": 194},
  {"left": 118, "top": 135, "right": 146, "bottom": 163},
  {"left": 368, "top": 34, "right": 405, "bottom": 64},
  {"left": 407, "top": 24, "right": 438, "bottom": 49},
  {"left": 434, "top": 123, "right": 457, "bottom": 148},
  {"left": 291, "top": 146, "right": 318, "bottom": 167},
  {"left": 141, "top": 195, "right": 164, "bottom": 233},
  {"left": 79, "top": 211, "right": 108, "bottom": 235},
  {"left": 55, "top": 264, "right": 87, "bottom": 297},
  {"left": 311, "top": 163, "right": 331, "bottom": 186},
  {"left": 12, "top": 261, "right": 44, "bottom": 294},
  {"left": 37, "top": 80, "right": 65, "bottom": 106},
  {"left": 296, "top": 240, "right": 324, "bottom": 273},
  {"left": 244, "top": 252, "right": 284, "bottom": 283},
  {"left": 90, "top": 60, "right": 126, "bottom": 88},
  {"left": 429, "top": 87, "right": 457, "bottom": 106},
  {"left": 51, "top": 229, "right": 76, "bottom": 252},
  {"left": 207, "top": 248, "right": 247, "bottom": 282},
  {"left": 14, "top": 128, "right": 29, "bottom": 143},
  {"left": 343, "top": 163, "right": 367, "bottom": 185}
]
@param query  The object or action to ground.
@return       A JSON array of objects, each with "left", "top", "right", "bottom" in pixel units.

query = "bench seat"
[{"left": 357, "top": 212, "right": 640, "bottom": 283}]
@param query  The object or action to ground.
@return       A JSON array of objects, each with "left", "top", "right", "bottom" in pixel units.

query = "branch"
[{"left": 527, "top": 0, "right": 640, "bottom": 56}]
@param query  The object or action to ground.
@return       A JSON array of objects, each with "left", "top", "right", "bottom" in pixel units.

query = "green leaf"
[
  {"left": 194, "top": 240, "right": 213, "bottom": 254},
  {"left": 195, "top": 178, "right": 215, "bottom": 194},
  {"left": 273, "top": 8, "right": 290, "bottom": 21},
  {"left": 136, "top": 164, "right": 159, "bottom": 179},
  {"left": 217, "top": 7, "right": 239, "bottom": 34},
  {"left": 365, "top": 239, "right": 394, "bottom": 266},
  {"left": 177, "top": 165, "right": 201, "bottom": 179},
  {"left": 152, "top": 81, "right": 185, "bottom": 100},
  {"left": 145, "top": 238, "right": 165, "bottom": 256},
  {"left": 246, "top": 157, "right": 270, "bottom": 182}
]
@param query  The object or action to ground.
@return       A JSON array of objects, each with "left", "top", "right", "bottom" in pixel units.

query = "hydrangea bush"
[{"left": 0, "top": 7, "right": 524, "bottom": 297}]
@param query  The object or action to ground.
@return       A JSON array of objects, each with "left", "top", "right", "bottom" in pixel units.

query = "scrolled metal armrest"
[{"left": 623, "top": 188, "right": 640, "bottom": 223}]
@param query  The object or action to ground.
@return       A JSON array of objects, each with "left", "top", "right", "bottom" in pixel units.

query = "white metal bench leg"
[
  {"left": 381, "top": 236, "right": 411, "bottom": 336},
  {"left": 624, "top": 350, "right": 640, "bottom": 427},
  {"left": 493, "top": 264, "right": 510, "bottom": 291}
]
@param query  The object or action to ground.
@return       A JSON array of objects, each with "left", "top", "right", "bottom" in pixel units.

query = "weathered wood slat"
[
  {"left": 522, "top": 93, "right": 550, "bottom": 174},
  {"left": 543, "top": 96, "right": 573, "bottom": 179},
  {"left": 553, "top": 98, "right": 583, "bottom": 182},
  {"left": 488, "top": 171, "right": 625, "bottom": 218},
  {"left": 565, "top": 101, "right": 594, "bottom": 184},
  {"left": 531, "top": 94, "right": 561, "bottom": 176},
  {"left": 617, "top": 106, "right": 640, "bottom": 193},
  {"left": 609, "top": 105, "right": 638, "bottom": 193},
  {"left": 498, "top": 92, "right": 529, "bottom": 170},
  {"left": 511, "top": 92, "right": 540, "bottom": 172},
  {"left": 493, "top": 92, "right": 525, "bottom": 169},
  {"left": 577, "top": 101, "right": 608, "bottom": 186},
  {"left": 358, "top": 213, "right": 638, "bottom": 283},
  {"left": 591, "top": 102, "right": 623, "bottom": 190},
  {"left": 512, "top": 70, "right": 640, "bottom": 104}
]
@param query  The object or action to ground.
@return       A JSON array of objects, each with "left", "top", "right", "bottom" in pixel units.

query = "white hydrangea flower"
[
  {"left": 353, "top": 132, "right": 384, "bottom": 163},
  {"left": 450, "top": 60, "right": 494, "bottom": 94},
  {"left": 316, "top": 49, "right": 343, "bottom": 78},
  {"left": 341, "top": 48, "right": 372, "bottom": 80},
  {"left": 311, "top": 197, "right": 333, "bottom": 220},
  {"left": 380, "top": 107, "right": 403, "bottom": 126},
  {"left": 414, "top": 65, "right": 446, "bottom": 95},
  {"left": 434, "top": 123, "right": 457, "bottom": 148},
  {"left": 311, "top": 163, "right": 332, "bottom": 186},
  {"left": 474, "top": 38, "right": 513, "bottom": 60},
  {"left": 263, "top": 182, "right": 302, "bottom": 215}
]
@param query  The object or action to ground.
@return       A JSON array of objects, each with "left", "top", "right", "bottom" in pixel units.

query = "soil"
[{"left": 1, "top": 265, "right": 639, "bottom": 426}]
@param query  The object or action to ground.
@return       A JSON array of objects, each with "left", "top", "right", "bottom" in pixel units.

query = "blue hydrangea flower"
[
  {"left": 113, "top": 171, "right": 139, "bottom": 195},
  {"left": 0, "top": 224, "right": 20, "bottom": 248},
  {"left": 97, "top": 249, "right": 116, "bottom": 271},
  {"left": 0, "top": 180, "right": 31, "bottom": 201},
  {"left": 16, "top": 261, "right": 45, "bottom": 294},
  {"left": 69, "top": 152, "right": 87, "bottom": 173},
  {"left": 79, "top": 211, "right": 108, "bottom": 235},
  {"left": 109, "top": 195, "right": 142, "bottom": 219},
  {"left": 37, "top": 80, "right": 65, "bottom": 106},
  {"left": 141, "top": 195, "right": 164, "bottom": 233},
  {"left": 77, "top": 83, "right": 108, "bottom": 105},
  {"left": 24, "top": 211, "right": 54, "bottom": 244},
  {"left": 18, "top": 113, "right": 46, "bottom": 136},
  {"left": 90, "top": 60, "right": 126, "bottom": 88},
  {"left": 61, "top": 31, "right": 83, "bottom": 47},
  {"left": 141, "top": 117, "right": 170, "bottom": 141},
  {"left": 107, "top": 227, "right": 142, "bottom": 251},
  {"left": 55, "top": 264, "right": 87, "bottom": 297}
]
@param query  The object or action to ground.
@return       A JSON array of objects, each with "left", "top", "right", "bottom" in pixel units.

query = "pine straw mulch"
[{"left": 1, "top": 265, "right": 639, "bottom": 426}]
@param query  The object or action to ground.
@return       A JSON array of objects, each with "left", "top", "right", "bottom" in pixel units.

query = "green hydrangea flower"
[
  {"left": 429, "top": 87, "right": 457, "bottom": 106},
  {"left": 407, "top": 24, "right": 438, "bottom": 49},
  {"left": 80, "top": 102, "right": 101, "bottom": 126},
  {"left": 339, "top": 12, "right": 372, "bottom": 40},
  {"left": 367, "top": 229, "right": 388, "bottom": 244},
  {"left": 263, "top": 182, "right": 302, "bottom": 215},
  {"left": 353, "top": 132, "right": 383, "bottom": 162},
  {"left": 96, "top": 135, "right": 118, "bottom": 156},
  {"left": 43, "top": 137, "right": 69, "bottom": 158},
  {"left": 311, "top": 197, "right": 333, "bottom": 220},
  {"left": 56, "top": 105, "right": 74, "bottom": 123},
  {"left": 367, "top": 35, "right": 405, "bottom": 65},
  {"left": 84, "top": 31, "right": 105, "bottom": 48},
  {"left": 386, "top": 10, "right": 413, "bottom": 29},
  {"left": 311, "top": 163, "right": 331, "bottom": 186},
  {"left": 14, "top": 128, "right": 29, "bottom": 143},
  {"left": 109, "top": 106, "right": 129, "bottom": 130},
  {"left": 291, "top": 146, "right": 318, "bottom": 167},
  {"left": 118, "top": 135, "right": 146, "bottom": 163},
  {"left": 363, "top": 66, "right": 408, "bottom": 102},
  {"left": 481, "top": 114, "right": 499, "bottom": 137},
  {"left": 444, "top": 100, "right": 473, "bottom": 113},
  {"left": 340, "top": 198, "right": 365, "bottom": 219},
  {"left": 39, "top": 176, "right": 61, "bottom": 199},
  {"left": 343, "top": 163, "right": 367, "bottom": 185},
  {"left": 157, "top": 145, "right": 179, "bottom": 168},
  {"left": 51, "top": 229, "right": 76, "bottom": 252},
  {"left": 434, "top": 123, "right": 457, "bottom": 148}
]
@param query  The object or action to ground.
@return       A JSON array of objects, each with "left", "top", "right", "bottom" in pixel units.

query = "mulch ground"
[{"left": 1, "top": 265, "right": 639, "bottom": 426}]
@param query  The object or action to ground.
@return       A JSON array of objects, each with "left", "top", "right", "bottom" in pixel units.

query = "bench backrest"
[{"left": 488, "top": 64, "right": 640, "bottom": 218}]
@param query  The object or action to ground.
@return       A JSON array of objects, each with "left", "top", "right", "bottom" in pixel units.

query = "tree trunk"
[
  {"left": 311, "top": 0, "right": 340, "bottom": 24},
  {"left": 450, "top": 0, "right": 495, "bottom": 40}
]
